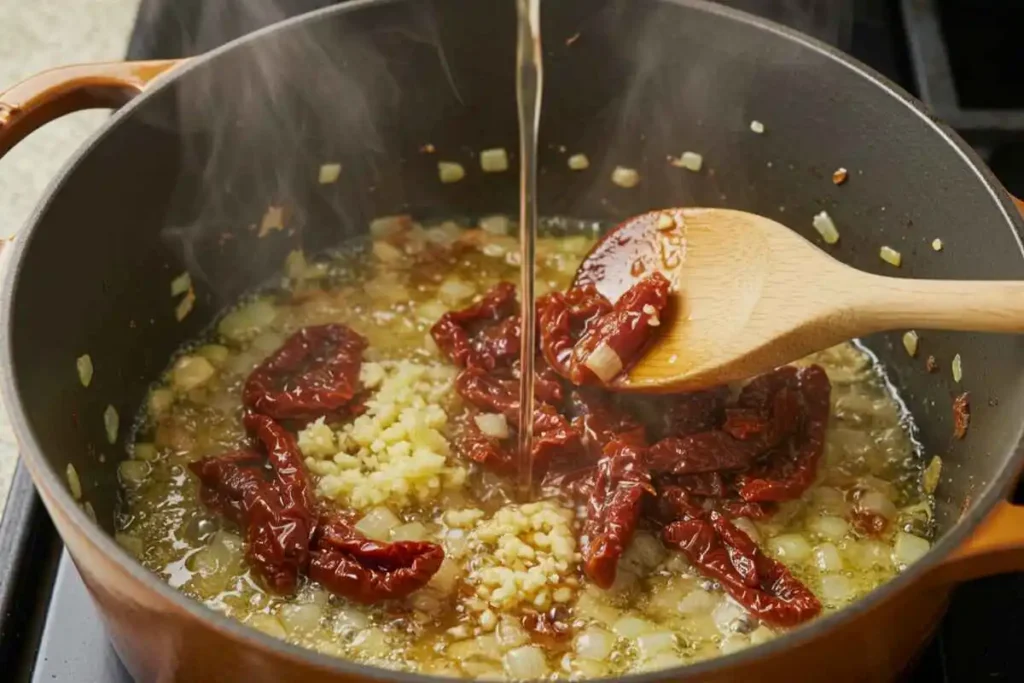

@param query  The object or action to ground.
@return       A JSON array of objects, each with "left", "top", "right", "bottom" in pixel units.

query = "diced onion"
[
  {"left": 247, "top": 614, "right": 287, "bottom": 639},
  {"left": 115, "top": 532, "right": 144, "bottom": 558},
  {"left": 480, "top": 148, "right": 509, "bottom": 173},
  {"left": 857, "top": 490, "right": 897, "bottom": 520},
  {"left": 392, "top": 522, "right": 429, "bottom": 541},
  {"left": 218, "top": 299, "right": 277, "bottom": 342},
  {"left": 612, "top": 615, "right": 654, "bottom": 638},
  {"left": 749, "top": 625, "right": 775, "bottom": 646},
  {"left": 170, "top": 271, "right": 192, "bottom": 297},
  {"left": 148, "top": 388, "right": 174, "bottom": 417},
  {"left": 636, "top": 653, "right": 685, "bottom": 672},
  {"left": 812, "top": 211, "right": 840, "bottom": 245},
  {"left": 922, "top": 455, "right": 942, "bottom": 494},
  {"left": 279, "top": 603, "right": 323, "bottom": 635},
  {"left": 175, "top": 288, "right": 196, "bottom": 321},
  {"left": 712, "top": 599, "right": 747, "bottom": 633},
  {"left": 318, "top": 162, "right": 342, "bottom": 184},
  {"left": 474, "top": 413, "right": 510, "bottom": 439},
  {"left": 351, "top": 628, "right": 391, "bottom": 658},
  {"left": 372, "top": 240, "right": 405, "bottom": 264},
  {"left": 893, "top": 531, "right": 930, "bottom": 568},
  {"left": 879, "top": 245, "right": 902, "bottom": 267},
  {"left": 104, "top": 405, "right": 119, "bottom": 444},
  {"left": 584, "top": 342, "right": 623, "bottom": 383},
  {"left": 76, "top": 354, "right": 93, "bottom": 387},
  {"left": 497, "top": 617, "right": 530, "bottom": 649},
  {"left": 369, "top": 215, "right": 411, "bottom": 239},
  {"left": 503, "top": 646, "right": 548, "bottom": 679},
  {"left": 678, "top": 588, "right": 717, "bottom": 615},
  {"left": 931, "top": 238, "right": 943, "bottom": 251},
  {"left": 611, "top": 166, "right": 640, "bottom": 188},
  {"left": 767, "top": 533, "right": 812, "bottom": 563},
  {"left": 749, "top": 120, "right": 765, "bottom": 134},
  {"left": 720, "top": 634, "right": 750, "bottom": 655},
  {"left": 902, "top": 330, "right": 919, "bottom": 357},
  {"left": 847, "top": 539, "right": 893, "bottom": 570},
  {"left": 438, "top": 161, "right": 466, "bottom": 184},
  {"left": 355, "top": 507, "right": 401, "bottom": 541},
  {"left": 671, "top": 151, "right": 703, "bottom": 172},
  {"left": 952, "top": 353, "right": 963, "bottom": 383},
  {"left": 637, "top": 631, "right": 677, "bottom": 658},
  {"left": 813, "top": 543, "right": 844, "bottom": 572},
  {"left": 819, "top": 574, "right": 856, "bottom": 603},
  {"left": 66, "top": 463, "right": 82, "bottom": 500},
  {"left": 438, "top": 277, "right": 476, "bottom": 305},
  {"left": 196, "top": 344, "right": 229, "bottom": 367},
  {"left": 480, "top": 215, "right": 510, "bottom": 235},
  {"left": 133, "top": 443, "right": 157, "bottom": 461},
  {"left": 428, "top": 559, "right": 462, "bottom": 595},
  {"left": 118, "top": 460, "right": 150, "bottom": 488},
  {"left": 568, "top": 154, "right": 590, "bottom": 170},
  {"left": 172, "top": 356, "right": 217, "bottom": 393},
  {"left": 575, "top": 627, "right": 616, "bottom": 661},
  {"left": 808, "top": 515, "right": 849, "bottom": 541},
  {"left": 334, "top": 607, "right": 371, "bottom": 635},
  {"left": 259, "top": 205, "right": 285, "bottom": 237}
]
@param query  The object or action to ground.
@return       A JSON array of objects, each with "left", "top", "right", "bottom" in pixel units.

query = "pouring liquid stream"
[{"left": 515, "top": 0, "right": 542, "bottom": 497}]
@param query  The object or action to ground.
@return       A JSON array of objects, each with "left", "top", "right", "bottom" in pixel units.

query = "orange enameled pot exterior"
[{"left": 6, "top": 47, "right": 1024, "bottom": 683}]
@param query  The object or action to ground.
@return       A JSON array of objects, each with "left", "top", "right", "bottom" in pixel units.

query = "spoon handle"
[{"left": 854, "top": 276, "right": 1024, "bottom": 334}]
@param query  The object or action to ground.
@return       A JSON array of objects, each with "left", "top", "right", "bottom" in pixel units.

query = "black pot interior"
[{"left": 8, "top": 0, "right": 1024, "bottom": 562}]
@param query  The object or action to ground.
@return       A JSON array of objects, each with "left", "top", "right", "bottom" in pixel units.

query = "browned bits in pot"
[
  {"left": 952, "top": 392, "right": 970, "bottom": 439},
  {"left": 832, "top": 167, "right": 848, "bottom": 185},
  {"left": 926, "top": 355, "right": 938, "bottom": 373}
]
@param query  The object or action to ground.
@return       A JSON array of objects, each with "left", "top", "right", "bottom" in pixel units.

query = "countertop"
[{"left": 0, "top": 0, "right": 140, "bottom": 509}]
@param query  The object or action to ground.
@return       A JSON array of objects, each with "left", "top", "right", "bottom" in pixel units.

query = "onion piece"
[
  {"left": 952, "top": 353, "right": 963, "bottom": 383},
  {"left": 813, "top": 543, "right": 843, "bottom": 572},
  {"left": 857, "top": 490, "right": 897, "bottom": 520},
  {"left": 568, "top": 154, "right": 590, "bottom": 170},
  {"left": 575, "top": 627, "right": 616, "bottom": 661},
  {"left": 170, "top": 272, "right": 192, "bottom": 297},
  {"left": 318, "top": 162, "right": 342, "bottom": 184},
  {"left": 879, "top": 245, "right": 902, "bottom": 267},
  {"left": 438, "top": 161, "right": 466, "bottom": 184},
  {"left": 584, "top": 342, "right": 624, "bottom": 383},
  {"left": 480, "top": 148, "right": 509, "bottom": 173},
  {"left": 671, "top": 151, "right": 703, "bottom": 172},
  {"left": 678, "top": 588, "right": 717, "bottom": 615},
  {"left": 76, "top": 354, "right": 94, "bottom": 387},
  {"left": 355, "top": 507, "right": 401, "bottom": 541},
  {"left": 819, "top": 574, "right": 855, "bottom": 603},
  {"left": 767, "top": 533, "right": 812, "bottom": 563},
  {"left": 480, "top": 215, "right": 510, "bottom": 235},
  {"left": 931, "top": 238, "right": 943, "bottom": 251},
  {"left": 66, "top": 464, "right": 82, "bottom": 500},
  {"left": 612, "top": 615, "right": 654, "bottom": 638},
  {"left": 749, "top": 120, "right": 765, "bottom": 134},
  {"left": 808, "top": 515, "right": 849, "bottom": 542},
  {"left": 611, "top": 166, "right": 640, "bottom": 188},
  {"left": 503, "top": 646, "right": 548, "bottom": 679},
  {"left": 279, "top": 603, "right": 322, "bottom": 635},
  {"left": 119, "top": 460, "right": 150, "bottom": 488},
  {"left": 893, "top": 531, "right": 930, "bottom": 568},
  {"left": 812, "top": 211, "right": 840, "bottom": 245},
  {"left": 637, "top": 631, "right": 677, "bottom": 658},
  {"left": 922, "top": 455, "right": 942, "bottom": 494},
  {"left": 172, "top": 356, "right": 217, "bottom": 393},
  {"left": 902, "top": 330, "right": 919, "bottom": 357},
  {"left": 104, "top": 405, "right": 119, "bottom": 444},
  {"left": 474, "top": 413, "right": 510, "bottom": 439}
]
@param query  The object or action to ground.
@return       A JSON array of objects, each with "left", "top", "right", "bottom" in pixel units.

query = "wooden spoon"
[{"left": 573, "top": 207, "right": 1024, "bottom": 393}]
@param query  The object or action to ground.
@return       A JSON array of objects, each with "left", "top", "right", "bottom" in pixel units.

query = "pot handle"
[{"left": 0, "top": 59, "right": 185, "bottom": 159}]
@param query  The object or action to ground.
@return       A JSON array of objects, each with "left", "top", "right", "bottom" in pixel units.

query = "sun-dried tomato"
[
  {"left": 455, "top": 366, "right": 564, "bottom": 423},
  {"left": 952, "top": 392, "right": 970, "bottom": 439},
  {"left": 430, "top": 282, "right": 519, "bottom": 371},
  {"left": 243, "top": 412, "right": 317, "bottom": 517},
  {"left": 737, "top": 365, "right": 831, "bottom": 502},
  {"left": 190, "top": 443, "right": 313, "bottom": 595},
  {"left": 568, "top": 389, "right": 647, "bottom": 459},
  {"left": 243, "top": 324, "right": 367, "bottom": 422},
  {"left": 648, "top": 432, "right": 758, "bottom": 475},
  {"left": 567, "top": 273, "right": 671, "bottom": 386},
  {"left": 308, "top": 514, "right": 444, "bottom": 603},
  {"left": 581, "top": 439, "right": 655, "bottom": 589},
  {"left": 663, "top": 511, "right": 821, "bottom": 627},
  {"left": 654, "top": 387, "right": 729, "bottom": 439},
  {"left": 537, "top": 284, "right": 613, "bottom": 379},
  {"left": 454, "top": 404, "right": 583, "bottom": 480}
]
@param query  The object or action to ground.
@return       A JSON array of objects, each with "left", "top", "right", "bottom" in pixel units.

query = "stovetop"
[{"left": 3, "top": 1, "right": 1024, "bottom": 681}]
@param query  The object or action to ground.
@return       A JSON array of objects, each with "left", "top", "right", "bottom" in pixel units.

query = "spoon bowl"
[{"left": 575, "top": 208, "right": 1024, "bottom": 392}]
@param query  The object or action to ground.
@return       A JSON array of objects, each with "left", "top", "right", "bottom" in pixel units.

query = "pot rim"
[{"left": 3, "top": 0, "right": 1023, "bottom": 680}]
